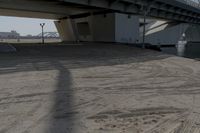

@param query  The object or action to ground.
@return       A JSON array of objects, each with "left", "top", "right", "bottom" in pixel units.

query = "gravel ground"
[{"left": 1, "top": 43, "right": 200, "bottom": 133}]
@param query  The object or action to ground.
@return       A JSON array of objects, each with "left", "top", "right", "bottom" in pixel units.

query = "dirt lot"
[{"left": 1, "top": 43, "right": 200, "bottom": 133}]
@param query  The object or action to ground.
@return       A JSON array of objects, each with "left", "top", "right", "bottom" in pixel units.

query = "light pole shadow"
[{"left": 46, "top": 61, "right": 76, "bottom": 133}]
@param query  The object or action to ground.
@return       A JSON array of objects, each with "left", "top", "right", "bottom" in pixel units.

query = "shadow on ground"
[
  {"left": 0, "top": 44, "right": 171, "bottom": 75},
  {"left": 0, "top": 43, "right": 173, "bottom": 132},
  {"left": 46, "top": 62, "right": 76, "bottom": 133}
]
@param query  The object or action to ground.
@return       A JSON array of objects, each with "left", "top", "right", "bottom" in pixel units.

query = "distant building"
[{"left": 0, "top": 30, "right": 20, "bottom": 39}]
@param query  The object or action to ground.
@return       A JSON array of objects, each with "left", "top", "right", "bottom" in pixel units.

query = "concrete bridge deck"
[
  {"left": 0, "top": 0, "right": 200, "bottom": 23},
  {"left": 1, "top": 43, "right": 200, "bottom": 133}
]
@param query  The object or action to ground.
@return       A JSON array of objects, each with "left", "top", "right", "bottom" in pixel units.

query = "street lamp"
[
  {"left": 40, "top": 23, "right": 45, "bottom": 44},
  {"left": 142, "top": 6, "right": 150, "bottom": 49},
  {"left": 142, "top": 10, "right": 146, "bottom": 49}
]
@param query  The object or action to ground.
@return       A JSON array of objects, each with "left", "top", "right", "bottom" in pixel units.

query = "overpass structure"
[
  {"left": 0, "top": 0, "right": 200, "bottom": 22},
  {"left": 0, "top": 0, "right": 200, "bottom": 45}
]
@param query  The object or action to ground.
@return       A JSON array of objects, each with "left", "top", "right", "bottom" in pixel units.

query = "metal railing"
[{"left": 177, "top": 0, "right": 200, "bottom": 8}]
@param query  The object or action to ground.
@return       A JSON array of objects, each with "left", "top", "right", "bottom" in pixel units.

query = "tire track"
[{"left": 145, "top": 112, "right": 189, "bottom": 133}]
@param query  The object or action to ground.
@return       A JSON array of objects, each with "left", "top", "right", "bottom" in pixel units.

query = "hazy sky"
[{"left": 0, "top": 16, "right": 57, "bottom": 36}]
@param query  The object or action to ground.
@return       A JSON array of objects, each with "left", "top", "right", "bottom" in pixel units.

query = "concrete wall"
[
  {"left": 75, "top": 17, "right": 93, "bottom": 41},
  {"left": 143, "top": 22, "right": 189, "bottom": 45},
  {"left": 140, "top": 20, "right": 200, "bottom": 45},
  {"left": 55, "top": 13, "right": 140, "bottom": 43},
  {"left": 91, "top": 13, "right": 139, "bottom": 43},
  {"left": 55, "top": 17, "right": 200, "bottom": 45},
  {"left": 115, "top": 14, "right": 139, "bottom": 43},
  {"left": 91, "top": 13, "right": 116, "bottom": 42},
  {"left": 185, "top": 25, "right": 200, "bottom": 42}
]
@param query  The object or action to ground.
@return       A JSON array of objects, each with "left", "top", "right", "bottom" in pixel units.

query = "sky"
[{"left": 0, "top": 16, "right": 57, "bottom": 36}]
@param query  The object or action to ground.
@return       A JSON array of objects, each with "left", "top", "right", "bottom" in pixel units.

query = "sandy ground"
[{"left": 1, "top": 43, "right": 200, "bottom": 133}]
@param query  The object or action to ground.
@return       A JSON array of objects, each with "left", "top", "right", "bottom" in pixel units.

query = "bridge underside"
[
  {"left": 0, "top": 0, "right": 200, "bottom": 45},
  {"left": 0, "top": 0, "right": 199, "bottom": 23}
]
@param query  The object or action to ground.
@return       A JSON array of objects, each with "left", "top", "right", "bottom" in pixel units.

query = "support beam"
[{"left": 54, "top": 19, "right": 79, "bottom": 42}]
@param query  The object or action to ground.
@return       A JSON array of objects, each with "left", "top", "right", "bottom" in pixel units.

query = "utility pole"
[{"left": 40, "top": 23, "right": 45, "bottom": 44}]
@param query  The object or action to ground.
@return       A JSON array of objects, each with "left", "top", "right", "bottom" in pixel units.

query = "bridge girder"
[
  {"left": 0, "top": 0, "right": 199, "bottom": 23},
  {"left": 61, "top": 0, "right": 200, "bottom": 23}
]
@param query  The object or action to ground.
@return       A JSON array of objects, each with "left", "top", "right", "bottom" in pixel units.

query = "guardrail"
[{"left": 177, "top": 0, "right": 200, "bottom": 8}]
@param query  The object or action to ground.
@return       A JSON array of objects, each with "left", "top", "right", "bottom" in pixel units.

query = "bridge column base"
[
  {"left": 91, "top": 13, "right": 140, "bottom": 43},
  {"left": 54, "top": 19, "right": 79, "bottom": 42}
]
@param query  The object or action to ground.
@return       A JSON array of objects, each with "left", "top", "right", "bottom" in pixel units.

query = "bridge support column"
[
  {"left": 91, "top": 13, "right": 140, "bottom": 43},
  {"left": 55, "top": 13, "right": 140, "bottom": 43},
  {"left": 54, "top": 19, "right": 79, "bottom": 42}
]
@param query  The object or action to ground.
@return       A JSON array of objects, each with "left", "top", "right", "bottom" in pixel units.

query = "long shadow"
[
  {"left": 46, "top": 61, "right": 75, "bottom": 133},
  {"left": 0, "top": 44, "right": 198, "bottom": 132},
  {"left": 0, "top": 44, "right": 176, "bottom": 132}
]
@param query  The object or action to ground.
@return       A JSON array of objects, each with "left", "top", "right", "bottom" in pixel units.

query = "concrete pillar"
[
  {"left": 91, "top": 13, "right": 140, "bottom": 43},
  {"left": 74, "top": 17, "right": 93, "bottom": 42},
  {"left": 54, "top": 19, "right": 79, "bottom": 42},
  {"left": 115, "top": 13, "right": 139, "bottom": 43},
  {"left": 54, "top": 13, "right": 140, "bottom": 43},
  {"left": 91, "top": 13, "right": 116, "bottom": 42}
]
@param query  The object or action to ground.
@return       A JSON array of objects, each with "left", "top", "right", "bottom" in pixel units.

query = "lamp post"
[
  {"left": 142, "top": 5, "right": 150, "bottom": 49},
  {"left": 142, "top": 8, "right": 147, "bottom": 49},
  {"left": 40, "top": 23, "right": 45, "bottom": 44}
]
